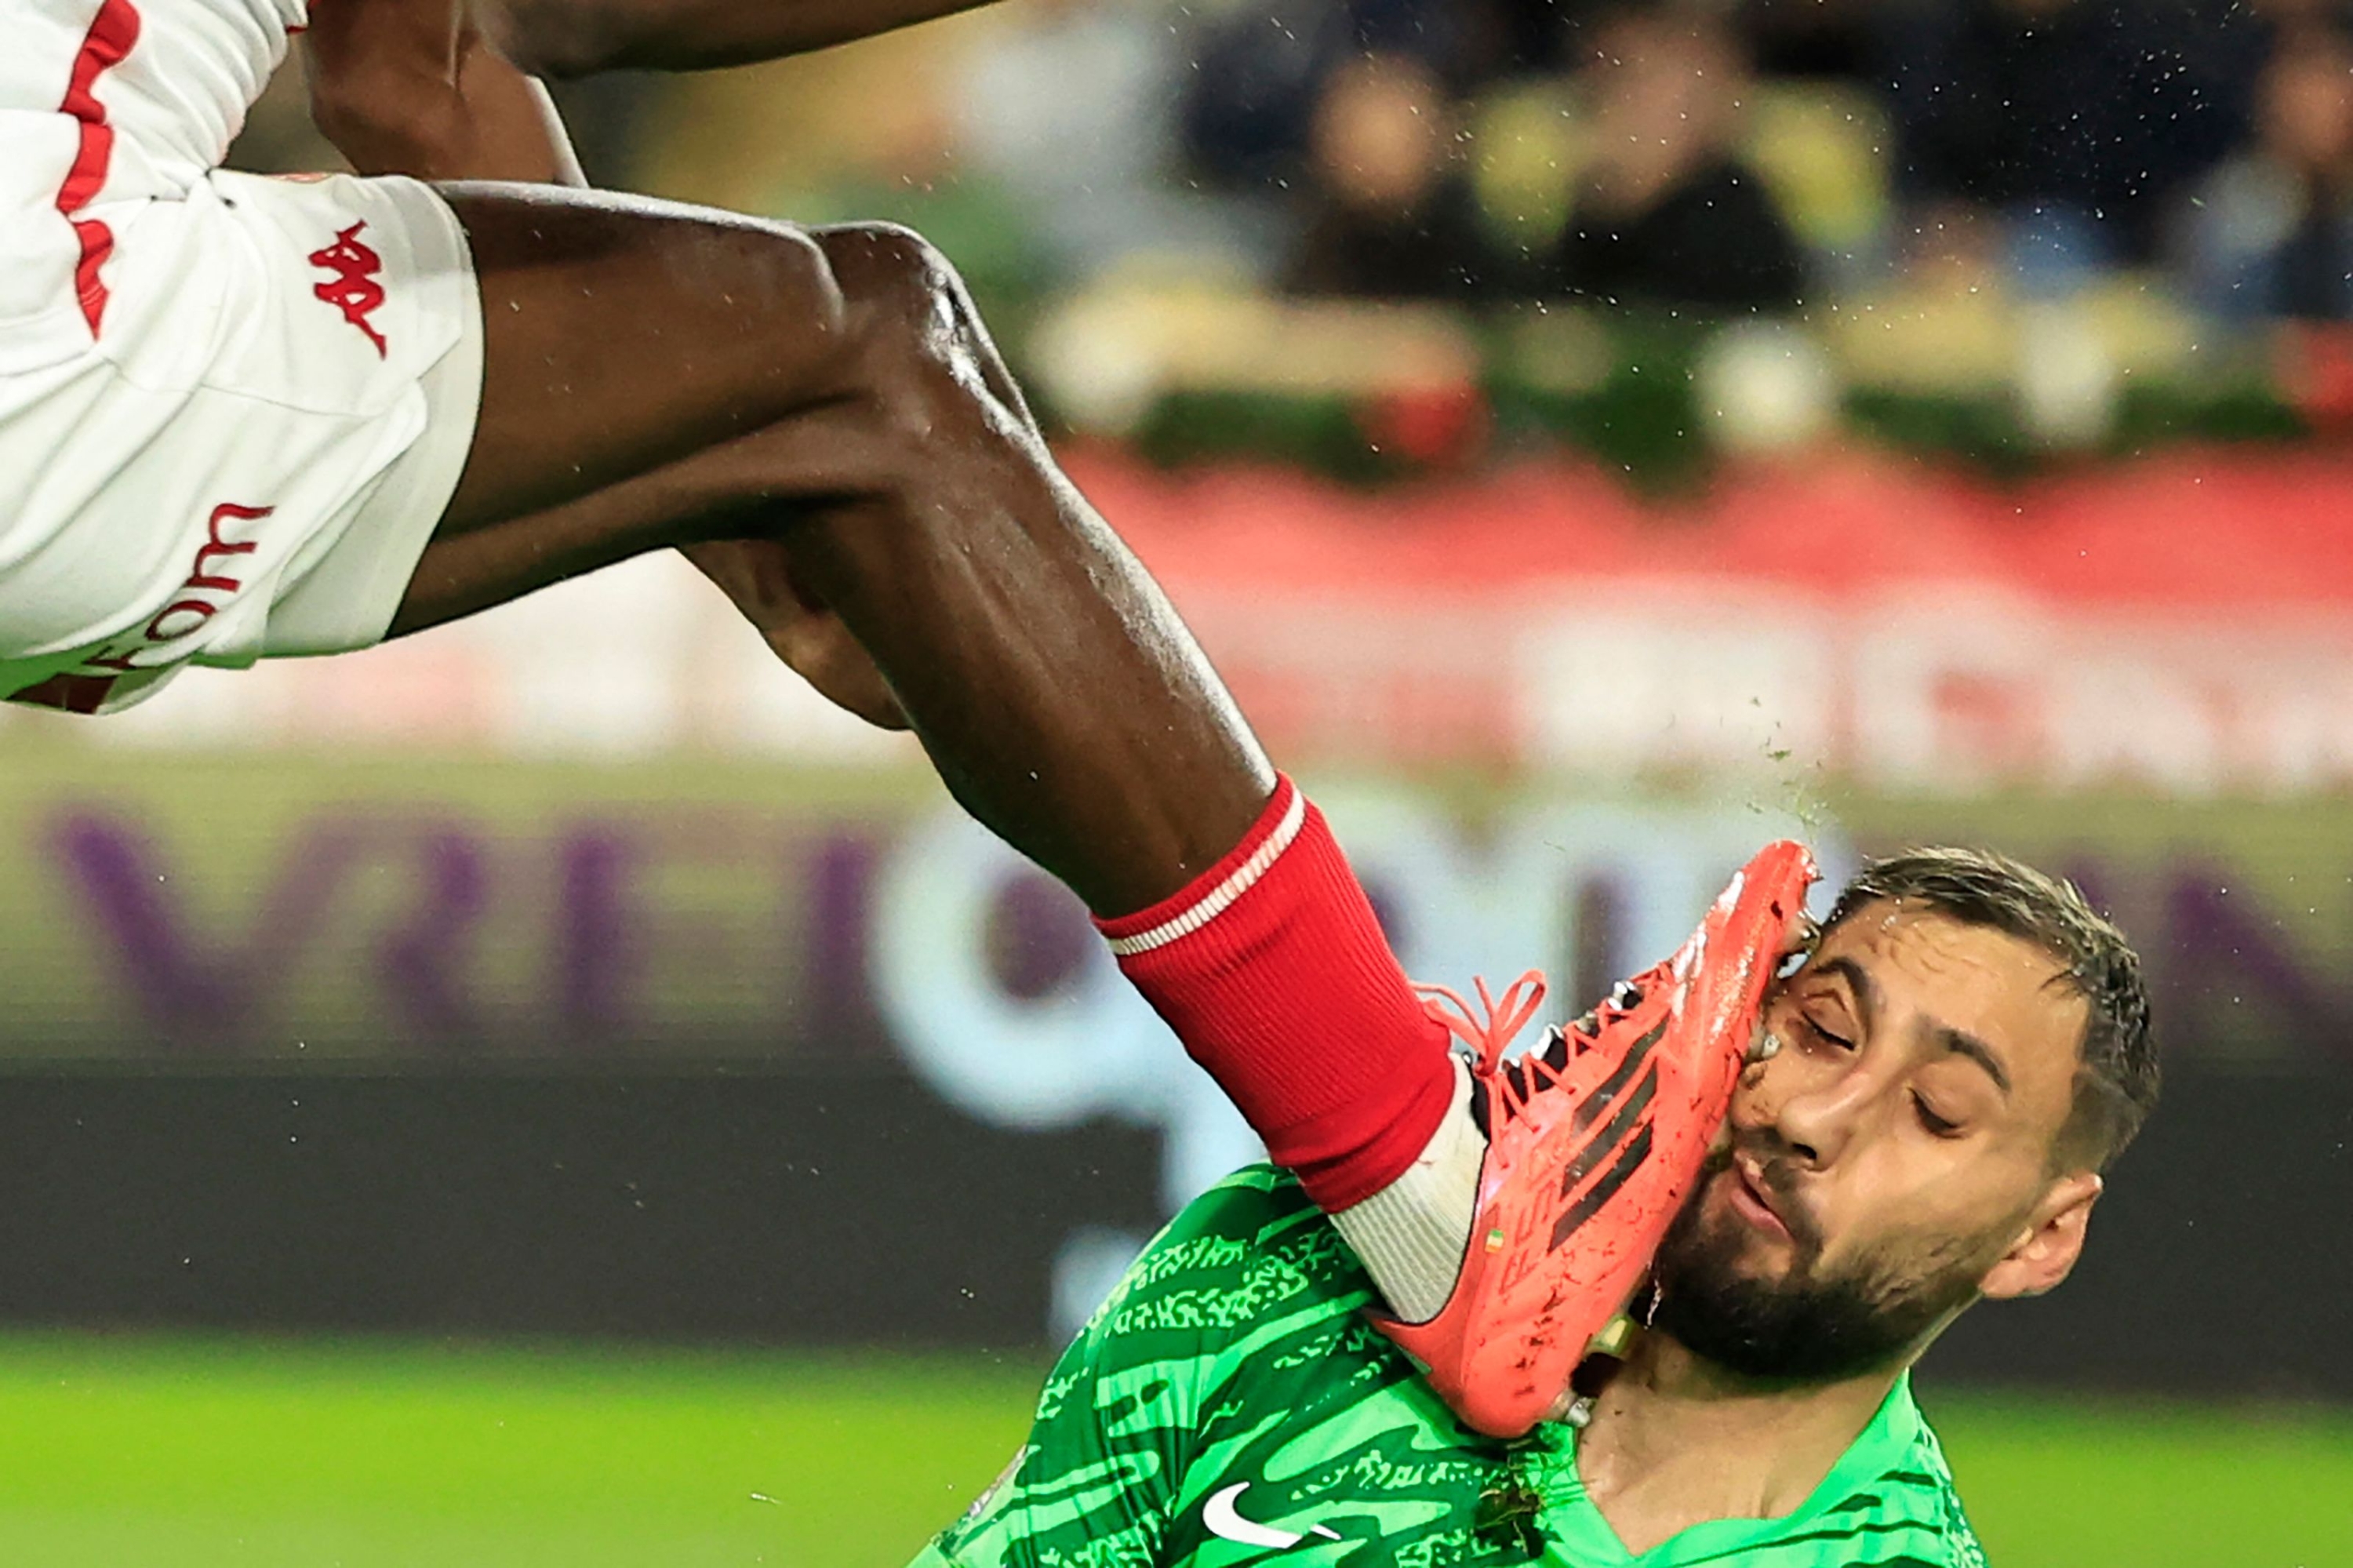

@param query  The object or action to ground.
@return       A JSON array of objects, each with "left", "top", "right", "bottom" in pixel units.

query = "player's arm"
[
  {"left": 478, "top": 0, "right": 1000, "bottom": 78},
  {"left": 305, "top": 0, "right": 586, "bottom": 184}
]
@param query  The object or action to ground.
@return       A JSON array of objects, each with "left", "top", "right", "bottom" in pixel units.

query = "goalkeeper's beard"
[{"left": 1648, "top": 1141, "right": 2013, "bottom": 1384}]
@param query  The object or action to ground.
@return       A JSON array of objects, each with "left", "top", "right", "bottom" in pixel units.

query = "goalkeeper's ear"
[{"left": 1977, "top": 1173, "right": 2102, "bottom": 1302}]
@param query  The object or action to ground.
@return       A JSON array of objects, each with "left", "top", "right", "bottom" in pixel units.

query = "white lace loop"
[{"left": 1413, "top": 970, "right": 1548, "bottom": 1072}]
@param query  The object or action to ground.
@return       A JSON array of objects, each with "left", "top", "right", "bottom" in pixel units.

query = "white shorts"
[{"left": 0, "top": 163, "right": 484, "bottom": 716}]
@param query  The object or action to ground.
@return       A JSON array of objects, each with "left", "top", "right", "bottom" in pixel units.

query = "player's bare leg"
[
  {"left": 313, "top": 0, "right": 1617, "bottom": 1384},
  {"left": 361, "top": 191, "right": 1460, "bottom": 1294},
  {"left": 311, "top": 0, "right": 1809, "bottom": 1435},
  {"left": 307, "top": 0, "right": 1269, "bottom": 898},
  {"left": 394, "top": 202, "right": 1271, "bottom": 905},
  {"left": 322, "top": 25, "right": 1449, "bottom": 1274}
]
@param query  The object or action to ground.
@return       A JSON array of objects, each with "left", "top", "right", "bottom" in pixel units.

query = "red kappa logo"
[{"left": 308, "top": 221, "right": 387, "bottom": 356}]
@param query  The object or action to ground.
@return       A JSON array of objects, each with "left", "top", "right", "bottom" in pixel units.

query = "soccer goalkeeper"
[{"left": 915, "top": 850, "right": 2152, "bottom": 1567}]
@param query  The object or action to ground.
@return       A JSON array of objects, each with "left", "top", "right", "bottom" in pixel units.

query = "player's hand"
[{"left": 684, "top": 539, "right": 911, "bottom": 731}]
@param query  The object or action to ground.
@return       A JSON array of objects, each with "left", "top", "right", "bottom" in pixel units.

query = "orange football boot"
[{"left": 1370, "top": 839, "right": 1819, "bottom": 1439}]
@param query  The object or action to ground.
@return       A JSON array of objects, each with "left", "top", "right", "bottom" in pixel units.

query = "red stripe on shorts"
[{"left": 54, "top": 0, "right": 144, "bottom": 335}]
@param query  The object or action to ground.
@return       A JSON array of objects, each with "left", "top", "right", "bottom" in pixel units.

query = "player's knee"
[
  {"left": 809, "top": 222, "right": 961, "bottom": 320},
  {"left": 808, "top": 220, "right": 1046, "bottom": 461},
  {"left": 810, "top": 223, "right": 987, "bottom": 395}
]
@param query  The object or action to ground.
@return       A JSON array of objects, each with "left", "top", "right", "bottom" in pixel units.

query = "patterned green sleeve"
[{"left": 912, "top": 1167, "right": 1362, "bottom": 1568}]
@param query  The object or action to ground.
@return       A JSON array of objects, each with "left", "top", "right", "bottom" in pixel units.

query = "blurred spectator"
[
  {"left": 1549, "top": 8, "right": 1807, "bottom": 311},
  {"left": 1182, "top": 0, "right": 1403, "bottom": 193},
  {"left": 2178, "top": 23, "right": 2353, "bottom": 321},
  {"left": 1180, "top": 0, "right": 1595, "bottom": 195},
  {"left": 1284, "top": 53, "right": 1508, "bottom": 297},
  {"left": 1879, "top": 0, "right": 2263, "bottom": 283}
]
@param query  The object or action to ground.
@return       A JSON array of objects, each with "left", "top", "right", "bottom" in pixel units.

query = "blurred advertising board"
[
  {"left": 0, "top": 749, "right": 2347, "bottom": 1389},
  {"left": 3, "top": 746, "right": 2348, "bottom": 1104}
]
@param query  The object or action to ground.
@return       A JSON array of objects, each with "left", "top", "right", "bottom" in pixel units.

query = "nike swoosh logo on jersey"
[{"left": 1202, "top": 1482, "right": 1342, "bottom": 1548}]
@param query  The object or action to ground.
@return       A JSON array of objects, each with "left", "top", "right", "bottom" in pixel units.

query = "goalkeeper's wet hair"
[{"left": 1824, "top": 848, "right": 2158, "bottom": 1173}]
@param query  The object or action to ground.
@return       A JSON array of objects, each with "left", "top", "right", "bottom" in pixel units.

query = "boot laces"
[
  {"left": 1417, "top": 970, "right": 1651, "bottom": 1122},
  {"left": 1416, "top": 970, "right": 1547, "bottom": 1075}
]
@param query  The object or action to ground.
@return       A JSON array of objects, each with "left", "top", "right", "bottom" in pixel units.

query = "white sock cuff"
[{"left": 1329, "top": 1054, "right": 1485, "bottom": 1326}]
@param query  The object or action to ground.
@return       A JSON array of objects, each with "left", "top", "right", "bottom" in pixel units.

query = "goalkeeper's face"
[{"left": 1648, "top": 902, "right": 2105, "bottom": 1384}]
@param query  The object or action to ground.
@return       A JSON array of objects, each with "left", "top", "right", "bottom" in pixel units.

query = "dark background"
[{"left": 0, "top": 1061, "right": 2339, "bottom": 1399}]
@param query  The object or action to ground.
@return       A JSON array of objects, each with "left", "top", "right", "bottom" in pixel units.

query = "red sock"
[{"left": 1093, "top": 775, "right": 1457, "bottom": 1212}]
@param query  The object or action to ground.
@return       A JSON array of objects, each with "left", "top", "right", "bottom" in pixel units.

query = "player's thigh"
[
  {"left": 434, "top": 184, "right": 856, "bottom": 535},
  {"left": 406, "top": 207, "right": 1052, "bottom": 638}
]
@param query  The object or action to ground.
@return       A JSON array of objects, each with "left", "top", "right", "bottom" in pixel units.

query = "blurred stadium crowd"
[
  {"left": 225, "top": 0, "right": 2353, "bottom": 468},
  {"left": 944, "top": 0, "right": 2350, "bottom": 319}
]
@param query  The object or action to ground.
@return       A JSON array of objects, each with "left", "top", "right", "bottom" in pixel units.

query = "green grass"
[
  {"left": 0, "top": 1334, "right": 1039, "bottom": 1567},
  {"left": 1926, "top": 1388, "right": 2353, "bottom": 1568},
  {"left": 0, "top": 1333, "right": 2340, "bottom": 1566}
]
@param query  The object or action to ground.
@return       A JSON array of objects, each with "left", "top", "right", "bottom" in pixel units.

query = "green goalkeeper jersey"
[{"left": 911, "top": 1166, "right": 1988, "bottom": 1568}]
